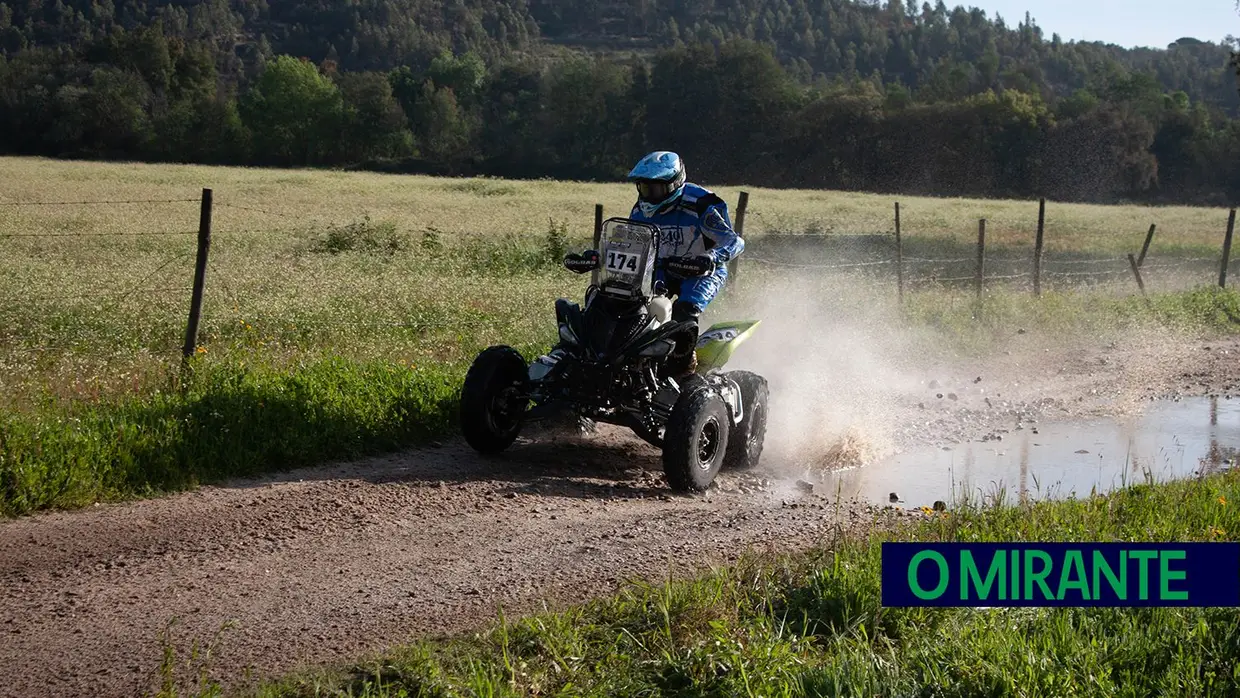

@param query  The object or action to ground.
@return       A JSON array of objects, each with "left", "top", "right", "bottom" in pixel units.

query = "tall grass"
[
  {"left": 3, "top": 157, "right": 1240, "bottom": 516},
  {"left": 0, "top": 356, "right": 471, "bottom": 516}
]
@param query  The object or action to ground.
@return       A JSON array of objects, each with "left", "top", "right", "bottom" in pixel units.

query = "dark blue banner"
[{"left": 881, "top": 543, "right": 1240, "bottom": 607}]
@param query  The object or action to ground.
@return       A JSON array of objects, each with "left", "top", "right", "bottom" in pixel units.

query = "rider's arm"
[{"left": 696, "top": 195, "right": 745, "bottom": 264}]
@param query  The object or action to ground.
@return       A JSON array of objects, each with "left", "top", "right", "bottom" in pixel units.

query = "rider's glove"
[
  {"left": 564, "top": 250, "right": 599, "bottom": 274},
  {"left": 665, "top": 254, "right": 715, "bottom": 277}
]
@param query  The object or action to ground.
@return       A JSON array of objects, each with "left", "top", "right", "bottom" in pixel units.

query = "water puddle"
[{"left": 813, "top": 397, "right": 1240, "bottom": 508}]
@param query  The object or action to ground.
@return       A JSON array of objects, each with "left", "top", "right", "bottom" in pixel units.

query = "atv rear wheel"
[
  {"left": 460, "top": 346, "right": 529, "bottom": 454},
  {"left": 722, "top": 370, "right": 769, "bottom": 471},
  {"left": 662, "top": 386, "right": 730, "bottom": 492}
]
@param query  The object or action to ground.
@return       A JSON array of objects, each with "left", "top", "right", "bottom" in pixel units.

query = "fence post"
[
  {"left": 1127, "top": 253, "right": 1147, "bottom": 296},
  {"left": 730, "top": 191, "right": 748, "bottom": 287},
  {"left": 591, "top": 203, "right": 603, "bottom": 286},
  {"left": 1033, "top": 198, "right": 1045, "bottom": 296},
  {"left": 182, "top": 188, "right": 212, "bottom": 362},
  {"left": 1220, "top": 208, "right": 1235, "bottom": 289},
  {"left": 975, "top": 218, "right": 986, "bottom": 300},
  {"left": 1137, "top": 223, "right": 1156, "bottom": 267},
  {"left": 894, "top": 201, "right": 904, "bottom": 304}
]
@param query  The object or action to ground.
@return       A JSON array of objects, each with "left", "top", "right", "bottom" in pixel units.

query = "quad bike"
[{"left": 458, "top": 217, "right": 769, "bottom": 493}]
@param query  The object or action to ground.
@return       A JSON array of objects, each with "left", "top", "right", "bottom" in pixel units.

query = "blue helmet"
[{"left": 627, "top": 151, "right": 687, "bottom": 216}]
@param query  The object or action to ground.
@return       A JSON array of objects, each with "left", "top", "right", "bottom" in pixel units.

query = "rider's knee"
[{"left": 671, "top": 300, "right": 702, "bottom": 324}]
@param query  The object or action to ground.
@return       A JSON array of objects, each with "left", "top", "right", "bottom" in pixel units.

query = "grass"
[
  {"left": 160, "top": 467, "right": 1240, "bottom": 697},
  {"left": 2, "top": 155, "right": 1240, "bottom": 516},
  {"left": 0, "top": 356, "right": 472, "bottom": 515},
  {"left": 3, "top": 156, "right": 1236, "bottom": 253}
]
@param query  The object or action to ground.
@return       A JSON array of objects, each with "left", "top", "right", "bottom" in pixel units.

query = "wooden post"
[
  {"left": 1137, "top": 224, "right": 1156, "bottom": 267},
  {"left": 729, "top": 191, "right": 748, "bottom": 287},
  {"left": 975, "top": 218, "right": 986, "bottom": 300},
  {"left": 1127, "top": 253, "right": 1146, "bottom": 296},
  {"left": 1033, "top": 198, "right": 1045, "bottom": 296},
  {"left": 182, "top": 188, "right": 212, "bottom": 362},
  {"left": 1220, "top": 208, "right": 1235, "bottom": 289},
  {"left": 591, "top": 203, "right": 603, "bottom": 286},
  {"left": 894, "top": 201, "right": 904, "bottom": 304}
]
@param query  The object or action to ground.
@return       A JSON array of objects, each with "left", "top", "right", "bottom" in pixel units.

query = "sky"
[{"left": 963, "top": 0, "right": 1239, "bottom": 48}]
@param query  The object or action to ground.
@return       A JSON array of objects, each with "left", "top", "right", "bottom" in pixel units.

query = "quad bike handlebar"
[
  {"left": 563, "top": 250, "right": 600, "bottom": 274},
  {"left": 562, "top": 249, "right": 714, "bottom": 278}
]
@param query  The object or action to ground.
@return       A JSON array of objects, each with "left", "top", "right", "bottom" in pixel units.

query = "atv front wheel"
[
  {"left": 460, "top": 346, "right": 529, "bottom": 454},
  {"left": 632, "top": 373, "right": 707, "bottom": 449},
  {"left": 662, "top": 386, "right": 730, "bottom": 492},
  {"left": 722, "top": 370, "right": 769, "bottom": 471}
]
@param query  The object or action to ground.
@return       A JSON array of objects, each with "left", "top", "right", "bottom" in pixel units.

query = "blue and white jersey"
[{"left": 628, "top": 182, "right": 745, "bottom": 268}]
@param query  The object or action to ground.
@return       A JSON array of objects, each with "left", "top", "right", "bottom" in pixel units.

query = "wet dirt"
[
  {"left": 1, "top": 333, "right": 1238, "bottom": 697},
  {"left": 814, "top": 396, "right": 1240, "bottom": 507}
]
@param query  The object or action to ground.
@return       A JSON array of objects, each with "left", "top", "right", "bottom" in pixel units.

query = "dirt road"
[{"left": 2, "top": 332, "right": 1237, "bottom": 697}]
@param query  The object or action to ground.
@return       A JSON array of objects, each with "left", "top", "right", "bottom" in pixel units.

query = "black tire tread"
[
  {"left": 723, "top": 370, "right": 769, "bottom": 471},
  {"left": 662, "top": 386, "right": 730, "bottom": 492},
  {"left": 459, "top": 346, "right": 528, "bottom": 454}
]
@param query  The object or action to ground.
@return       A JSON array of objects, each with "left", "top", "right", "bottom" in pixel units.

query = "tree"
[
  {"left": 239, "top": 55, "right": 344, "bottom": 165},
  {"left": 335, "top": 70, "right": 415, "bottom": 162}
]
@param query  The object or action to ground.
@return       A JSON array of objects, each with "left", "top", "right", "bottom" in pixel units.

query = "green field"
[
  {"left": 2, "top": 156, "right": 1239, "bottom": 516},
  {"left": 163, "top": 468, "right": 1240, "bottom": 698}
]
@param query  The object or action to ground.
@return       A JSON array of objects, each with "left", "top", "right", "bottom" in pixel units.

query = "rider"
[{"left": 625, "top": 150, "right": 745, "bottom": 375}]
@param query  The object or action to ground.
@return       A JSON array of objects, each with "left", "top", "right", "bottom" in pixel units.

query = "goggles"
[{"left": 635, "top": 180, "right": 674, "bottom": 203}]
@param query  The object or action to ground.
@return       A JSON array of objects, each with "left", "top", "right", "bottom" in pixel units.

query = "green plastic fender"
[{"left": 694, "top": 320, "right": 760, "bottom": 373}]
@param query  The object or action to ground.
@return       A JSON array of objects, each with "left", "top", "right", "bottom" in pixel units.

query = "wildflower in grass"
[{"left": 1219, "top": 496, "right": 1227, "bottom": 505}]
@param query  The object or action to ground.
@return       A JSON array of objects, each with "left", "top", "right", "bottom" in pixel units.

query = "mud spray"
[
  {"left": 715, "top": 271, "right": 934, "bottom": 487},
  {"left": 714, "top": 265, "right": 1208, "bottom": 496}
]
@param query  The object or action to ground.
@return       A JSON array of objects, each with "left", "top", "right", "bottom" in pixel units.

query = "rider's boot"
[{"left": 666, "top": 300, "right": 702, "bottom": 384}]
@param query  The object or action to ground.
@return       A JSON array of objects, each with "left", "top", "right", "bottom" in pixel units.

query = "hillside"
[
  {"left": 529, "top": 0, "right": 1240, "bottom": 114},
  {"left": 3, "top": 0, "right": 1236, "bottom": 110},
  {"left": 1, "top": 0, "right": 1239, "bottom": 204}
]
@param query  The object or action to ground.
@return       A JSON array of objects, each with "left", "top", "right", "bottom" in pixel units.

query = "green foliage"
[
  {"left": 239, "top": 56, "right": 345, "bottom": 165},
  {"left": 542, "top": 217, "right": 569, "bottom": 265},
  {"left": 0, "top": 356, "right": 463, "bottom": 516},
  {"left": 899, "top": 286, "right": 1240, "bottom": 356},
  {"left": 335, "top": 71, "right": 416, "bottom": 162},
  {"left": 204, "top": 467, "right": 1240, "bottom": 697},
  {"left": 3, "top": 0, "right": 1240, "bottom": 203},
  {"left": 311, "top": 216, "right": 408, "bottom": 255}
]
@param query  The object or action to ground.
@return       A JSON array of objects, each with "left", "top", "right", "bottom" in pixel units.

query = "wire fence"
[
  {"left": 1, "top": 188, "right": 1238, "bottom": 365},
  {"left": 731, "top": 198, "right": 1238, "bottom": 301}
]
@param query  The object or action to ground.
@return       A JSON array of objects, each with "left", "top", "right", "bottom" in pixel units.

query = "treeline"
[
  {"left": 530, "top": 0, "right": 1240, "bottom": 117},
  {"left": 0, "top": 0, "right": 537, "bottom": 75},
  {"left": 3, "top": 28, "right": 1240, "bottom": 205},
  {"left": 5, "top": 0, "right": 1238, "bottom": 114}
]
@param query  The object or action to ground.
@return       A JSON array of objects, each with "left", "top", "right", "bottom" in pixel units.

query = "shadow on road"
[{"left": 215, "top": 421, "right": 678, "bottom": 502}]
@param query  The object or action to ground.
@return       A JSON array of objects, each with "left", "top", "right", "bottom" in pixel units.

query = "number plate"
[{"left": 604, "top": 246, "right": 642, "bottom": 273}]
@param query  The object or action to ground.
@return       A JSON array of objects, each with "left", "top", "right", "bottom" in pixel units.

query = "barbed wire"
[
  {"left": 0, "top": 198, "right": 199, "bottom": 207},
  {"left": 12, "top": 286, "right": 189, "bottom": 303},
  {"left": 0, "top": 340, "right": 183, "bottom": 355},
  {"left": 1043, "top": 257, "right": 1127, "bottom": 266},
  {"left": 901, "top": 256, "right": 975, "bottom": 263},
  {"left": 214, "top": 226, "right": 309, "bottom": 236},
  {"left": 0, "top": 344, "right": 92, "bottom": 354},
  {"left": 1043, "top": 269, "right": 1131, "bottom": 278},
  {"left": 215, "top": 203, "right": 300, "bottom": 220},
  {"left": 744, "top": 256, "right": 893, "bottom": 269},
  {"left": 197, "top": 316, "right": 472, "bottom": 335},
  {"left": 0, "top": 230, "right": 198, "bottom": 239},
  {"left": 925, "top": 275, "right": 975, "bottom": 282}
]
